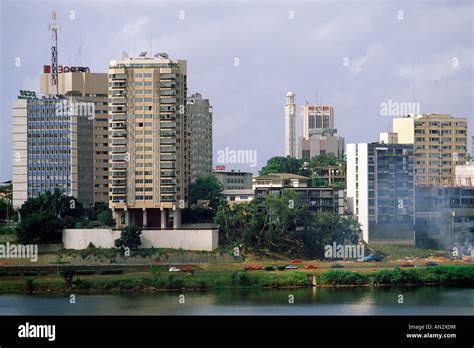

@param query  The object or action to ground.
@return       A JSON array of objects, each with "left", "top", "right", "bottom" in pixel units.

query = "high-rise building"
[
  {"left": 108, "top": 55, "right": 189, "bottom": 228},
  {"left": 12, "top": 67, "right": 108, "bottom": 209},
  {"left": 40, "top": 68, "right": 109, "bottom": 204},
  {"left": 187, "top": 93, "right": 212, "bottom": 182},
  {"left": 298, "top": 104, "right": 344, "bottom": 159},
  {"left": 392, "top": 113, "right": 468, "bottom": 186},
  {"left": 346, "top": 142, "right": 415, "bottom": 245},
  {"left": 284, "top": 92, "right": 296, "bottom": 157}
]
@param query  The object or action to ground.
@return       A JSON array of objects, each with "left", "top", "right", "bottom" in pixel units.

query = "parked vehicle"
[
  {"left": 285, "top": 265, "right": 298, "bottom": 270},
  {"left": 331, "top": 263, "right": 344, "bottom": 269},
  {"left": 244, "top": 265, "right": 263, "bottom": 271},
  {"left": 400, "top": 263, "right": 415, "bottom": 268},
  {"left": 182, "top": 266, "right": 193, "bottom": 273},
  {"left": 168, "top": 267, "right": 181, "bottom": 272},
  {"left": 304, "top": 264, "right": 317, "bottom": 270},
  {"left": 425, "top": 262, "right": 438, "bottom": 267},
  {"left": 358, "top": 254, "right": 384, "bottom": 262},
  {"left": 290, "top": 259, "right": 303, "bottom": 264}
]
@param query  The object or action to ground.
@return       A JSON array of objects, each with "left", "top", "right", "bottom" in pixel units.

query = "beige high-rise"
[
  {"left": 108, "top": 56, "right": 189, "bottom": 228},
  {"left": 40, "top": 70, "right": 109, "bottom": 204},
  {"left": 393, "top": 113, "right": 468, "bottom": 186}
]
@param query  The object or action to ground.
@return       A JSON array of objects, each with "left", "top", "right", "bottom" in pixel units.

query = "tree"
[
  {"left": 16, "top": 211, "right": 65, "bottom": 244},
  {"left": 16, "top": 190, "right": 83, "bottom": 244},
  {"left": 115, "top": 225, "right": 142, "bottom": 251},
  {"left": 259, "top": 156, "right": 309, "bottom": 176},
  {"left": 97, "top": 209, "right": 115, "bottom": 227},
  {"left": 214, "top": 190, "right": 361, "bottom": 259},
  {"left": 188, "top": 175, "right": 223, "bottom": 208}
]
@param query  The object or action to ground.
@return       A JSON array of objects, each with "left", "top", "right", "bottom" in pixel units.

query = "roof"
[
  {"left": 253, "top": 173, "right": 310, "bottom": 180},
  {"left": 221, "top": 189, "right": 255, "bottom": 195}
]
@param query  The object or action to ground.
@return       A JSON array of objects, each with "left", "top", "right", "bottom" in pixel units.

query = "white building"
[
  {"left": 455, "top": 163, "right": 474, "bottom": 187},
  {"left": 284, "top": 92, "right": 296, "bottom": 157}
]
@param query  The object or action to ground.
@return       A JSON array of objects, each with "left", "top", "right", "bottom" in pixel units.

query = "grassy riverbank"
[{"left": 0, "top": 265, "right": 472, "bottom": 294}]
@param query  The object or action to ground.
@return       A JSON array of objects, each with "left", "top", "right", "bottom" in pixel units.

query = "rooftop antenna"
[{"left": 48, "top": 11, "right": 61, "bottom": 95}]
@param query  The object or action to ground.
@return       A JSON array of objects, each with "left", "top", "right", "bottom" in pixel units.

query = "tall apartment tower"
[
  {"left": 187, "top": 92, "right": 213, "bottom": 182},
  {"left": 346, "top": 142, "right": 415, "bottom": 245},
  {"left": 12, "top": 67, "right": 108, "bottom": 209},
  {"left": 393, "top": 113, "right": 468, "bottom": 186},
  {"left": 298, "top": 104, "right": 344, "bottom": 159},
  {"left": 108, "top": 55, "right": 189, "bottom": 228},
  {"left": 284, "top": 92, "right": 296, "bottom": 157}
]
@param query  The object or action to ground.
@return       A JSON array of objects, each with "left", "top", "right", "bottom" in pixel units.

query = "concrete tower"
[{"left": 285, "top": 92, "right": 296, "bottom": 157}]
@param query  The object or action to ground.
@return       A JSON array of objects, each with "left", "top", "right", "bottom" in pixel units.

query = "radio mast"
[{"left": 49, "top": 12, "right": 61, "bottom": 95}]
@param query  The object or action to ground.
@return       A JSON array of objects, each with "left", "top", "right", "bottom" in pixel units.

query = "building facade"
[
  {"left": 347, "top": 143, "right": 415, "bottom": 245},
  {"left": 108, "top": 56, "right": 190, "bottom": 228},
  {"left": 393, "top": 113, "right": 468, "bottom": 186},
  {"left": 284, "top": 92, "right": 296, "bottom": 157},
  {"left": 12, "top": 68, "right": 108, "bottom": 208},
  {"left": 214, "top": 170, "right": 252, "bottom": 190},
  {"left": 187, "top": 93, "right": 212, "bottom": 182},
  {"left": 298, "top": 104, "right": 344, "bottom": 159},
  {"left": 415, "top": 186, "right": 474, "bottom": 252},
  {"left": 253, "top": 173, "right": 345, "bottom": 215}
]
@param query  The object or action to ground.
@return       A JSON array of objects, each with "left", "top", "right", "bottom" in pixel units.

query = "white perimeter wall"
[{"left": 63, "top": 229, "right": 219, "bottom": 251}]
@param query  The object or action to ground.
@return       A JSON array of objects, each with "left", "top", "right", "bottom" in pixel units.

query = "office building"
[
  {"left": 284, "top": 92, "right": 296, "bottom": 157},
  {"left": 187, "top": 93, "right": 212, "bottom": 182},
  {"left": 393, "top": 113, "right": 468, "bottom": 186},
  {"left": 415, "top": 186, "right": 474, "bottom": 251},
  {"left": 298, "top": 104, "right": 344, "bottom": 159},
  {"left": 108, "top": 55, "right": 189, "bottom": 228},
  {"left": 214, "top": 170, "right": 252, "bottom": 190},
  {"left": 455, "top": 163, "right": 474, "bottom": 187},
  {"left": 346, "top": 143, "right": 415, "bottom": 245},
  {"left": 12, "top": 67, "right": 108, "bottom": 208},
  {"left": 253, "top": 173, "right": 345, "bottom": 214}
]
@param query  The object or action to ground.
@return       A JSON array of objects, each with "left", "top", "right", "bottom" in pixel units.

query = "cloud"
[{"left": 349, "top": 44, "right": 381, "bottom": 77}]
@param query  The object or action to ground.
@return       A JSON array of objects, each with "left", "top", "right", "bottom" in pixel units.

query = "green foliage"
[
  {"left": 75, "top": 270, "right": 97, "bottom": 276},
  {"left": 16, "top": 189, "right": 83, "bottom": 244},
  {"left": 16, "top": 211, "right": 65, "bottom": 244},
  {"left": 100, "top": 269, "right": 123, "bottom": 275},
  {"left": 167, "top": 274, "right": 185, "bottom": 289},
  {"left": 320, "top": 270, "right": 369, "bottom": 285},
  {"left": 181, "top": 206, "right": 215, "bottom": 224},
  {"left": 214, "top": 190, "right": 361, "bottom": 258},
  {"left": 24, "top": 278, "right": 34, "bottom": 293},
  {"left": 188, "top": 175, "right": 223, "bottom": 208},
  {"left": 0, "top": 226, "right": 16, "bottom": 235},
  {"left": 114, "top": 225, "right": 142, "bottom": 251},
  {"left": 74, "top": 220, "right": 103, "bottom": 229},
  {"left": 97, "top": 209, "right": 115, "bottom": 227},
  {"left": 259, "top": 156, "right": 309, "bottom": 176}
]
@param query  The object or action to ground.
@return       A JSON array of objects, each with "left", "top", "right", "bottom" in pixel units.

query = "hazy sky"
[{"left": 0, "top": 0, "right": 472, "bottom": 180}]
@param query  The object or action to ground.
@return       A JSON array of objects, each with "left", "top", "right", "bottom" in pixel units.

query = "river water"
[{"left": 0, "top": 286, "right": 472, "bottom": 315}]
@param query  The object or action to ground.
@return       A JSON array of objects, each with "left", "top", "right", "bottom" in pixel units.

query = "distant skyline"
[{"left": 1, "top": 0, "right": 473, "bottom": 180}]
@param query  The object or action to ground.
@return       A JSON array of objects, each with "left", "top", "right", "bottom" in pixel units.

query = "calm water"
[{"left": 0, "top": 287, "right": 472, "bottom": 315}]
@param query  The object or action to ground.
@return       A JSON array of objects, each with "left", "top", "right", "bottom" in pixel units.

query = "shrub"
[
  {"left": 75, "top": 270, "right": 97, "bottom": 276},
  {"left": 320, "top": 270, "right": 369, "bottom": 285},
  {"left": 97, "top": 210, "right": 115, "bottom": 227},
  {"left": 115, "top": 225, "right": 142, "bottom": 251},
  {"left": 168, "top": 275, "right": 184, "bottom": 289},
  {"left": 23, "top": 271, "right": 39, "bottom": 277},
  {"left": 100, "top": 269, "right": 123, "bottom": 275}
]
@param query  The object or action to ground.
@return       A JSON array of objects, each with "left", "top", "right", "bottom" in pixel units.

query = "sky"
[{"left": 0, "top": 0, "right": 473, "bottom": 180}]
